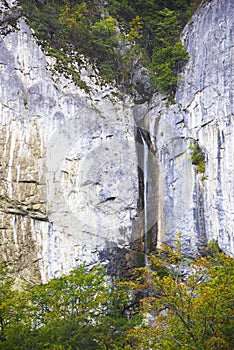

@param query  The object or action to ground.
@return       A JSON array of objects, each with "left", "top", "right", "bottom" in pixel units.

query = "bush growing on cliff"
[{"left": 189, "top": 142, "right": 206, "bottom": 173}]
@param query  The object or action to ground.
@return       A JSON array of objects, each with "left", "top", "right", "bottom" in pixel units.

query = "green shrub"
[{"left": 189, "top": 142, "right": 206, "bottom": 173}]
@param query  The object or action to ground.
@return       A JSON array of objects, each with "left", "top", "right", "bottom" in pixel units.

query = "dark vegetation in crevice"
[{"left": 17, "top": 0, "right": 203, "bottom": 99}]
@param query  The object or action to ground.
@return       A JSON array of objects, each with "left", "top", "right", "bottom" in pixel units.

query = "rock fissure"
[{"left": 0, "top": 195, "right": 48, "bottom": 221}]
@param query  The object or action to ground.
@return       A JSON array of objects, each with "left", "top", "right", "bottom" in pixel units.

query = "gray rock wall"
[{"left": 0, "top": 12, "right": 138, "bottom": 282}]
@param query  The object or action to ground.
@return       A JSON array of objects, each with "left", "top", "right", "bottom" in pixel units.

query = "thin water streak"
[{"left": 139, "top": 129, "right": 149, "bottom": 267}]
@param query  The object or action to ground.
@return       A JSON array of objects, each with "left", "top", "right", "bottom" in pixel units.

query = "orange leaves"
[{"left": 122, "top": 247, "right": 234, "bottom": 349}]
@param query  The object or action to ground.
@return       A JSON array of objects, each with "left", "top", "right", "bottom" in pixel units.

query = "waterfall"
[{"left": 138, "top": 128, "right": 149, "bottom": 266}]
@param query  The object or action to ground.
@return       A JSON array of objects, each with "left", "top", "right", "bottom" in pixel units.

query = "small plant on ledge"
[{"left": 189, "top": 142, "right": 206, "bottom": 173}]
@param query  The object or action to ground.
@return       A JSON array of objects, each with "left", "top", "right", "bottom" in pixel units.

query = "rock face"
[
  {"left": 143, "top": 0, "right": 234, "bottom": 257},
  {"left": 0, "top": 0, "right": 233, "bottom": 282},
  {"left": 0, "top": 1, "right": 138, "bottom": 283}
]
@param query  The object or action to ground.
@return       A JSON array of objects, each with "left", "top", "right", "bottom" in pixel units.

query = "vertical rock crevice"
[{"left": 135, "top": 125, "right": 158, "bottom": 259}]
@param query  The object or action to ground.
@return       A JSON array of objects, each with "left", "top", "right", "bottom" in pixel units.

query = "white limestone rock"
[{"left": 0, "top": 15, "right": 138, "bottom": 282}]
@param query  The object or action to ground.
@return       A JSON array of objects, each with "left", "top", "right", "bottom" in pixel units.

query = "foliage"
[
  {"left": 122, "top": 246, "right": 234, "bottom": 350},
  {"left": 0, "top": 247, "right": 233, "bottom": 349},
  {"left": 18, "top": 0, "right": 200, "bottom": 97},
  {"left": 149, "top": 8, "right": 189, "bottom": 97},
  {"left": 0, "top": 263, "right": 140, "bottom": 349},
  {"left": 0, "top": 264, "right": 16, "bottom": 342},
  {"left": 189, "top": 142, "right": 206, "bottom": 173}
]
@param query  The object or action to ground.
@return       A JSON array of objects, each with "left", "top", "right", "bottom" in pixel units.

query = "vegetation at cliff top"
[
  {"left": 17, "top": 0, "right": 203, "bottom": 99},
  {"left": 0, "top": 244, "right": 233, "bottom": 349}
]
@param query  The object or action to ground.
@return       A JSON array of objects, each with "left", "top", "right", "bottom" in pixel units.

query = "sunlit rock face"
[
  {"left": 144, "top": 0, "right": 234, "bottom": 256},
  {"left": 0, "top": 3, "right": 138, "bottom": 282}
]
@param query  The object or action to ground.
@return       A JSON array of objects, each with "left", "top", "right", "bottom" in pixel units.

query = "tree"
[
  {"left": 0, "top": 246, "right": 233, "bottom": 349},
  {"left": 0, "top": 264, "right": 17, "bottom": 343},
  {"left": 123, "top": 246, "right": 234, "bottom": 349},
  {"left": 149, "top": 8, "right": 189, "bottom": 96},
  {"left": 0, "top": 263, "right": 140, "bottom": 349}
]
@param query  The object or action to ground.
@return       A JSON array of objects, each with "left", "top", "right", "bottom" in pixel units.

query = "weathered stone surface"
[{"left": 0, "top": 8, "right": 138, "bottom": 281}]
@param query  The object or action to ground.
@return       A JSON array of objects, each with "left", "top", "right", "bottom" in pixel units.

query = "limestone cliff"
[
  {"left": 0, "top": 0, "right": 139, "bottom": 282},
  {"left": 0, "top": 0, "right": 233, "bottom": 283}
]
